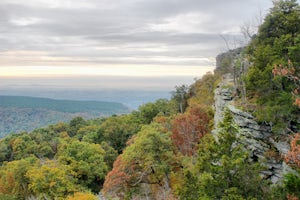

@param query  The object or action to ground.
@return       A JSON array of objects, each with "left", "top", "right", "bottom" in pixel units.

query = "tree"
[
  {"left": 171, "top": 85, "right": 189, "bottom": 113},
  {"left": 102, "top": 156, "right": 130, "bottom": 199},
  {"left": 284, "top": 133, "right": 300, "bottom": 199},
  {"left": 188, "top": 72, "right": 217, "bottom": 107},
  {"left": 0, "top": 136, "right": 13, "bottom": 164},
  {"left": 0, "top": 157, "right": 38, "bottom": 199},
  {"left": 244, "top": 0, "right": 300, "bottom": 132},
  {"left": 68, "top": 117, "right": 87, "bottom": 137},
  {"left": 26, "top": 160, "right": 77, "bottom": 199},
  {"left": 103, "top": 123, "right": 175, "bottom": 199},
  {"left": 171, "top": 106, "right": 210, "bottom": 156},
  {"left": 66, "top": 192, "right": 98, "bottom": 200},
  {"left": 246, "top": 0, "right": 300, "bottom": 92},
  {"left": 10, "top": 134, "right": 38, "bottom": 160},
  {"left": 100, "top": 141, "right": 118, "bottom": 171},
  {"left": 284, "top": 173, "right": 300, "bottom": 199},
  {"left": 57, "top": 140, "right": 107, "bottom": 192},
  {"left": 133, "top": 99, "right": 176, "bottom": 124},
  {"left": 179, "top": 111, "right": 271, "bottom": 199},
  {"left": 285, "top": 133, "right": 300, "bottom": 168},
  {"left": 100, "top": 115, "right": 141, "bottom": 153}
]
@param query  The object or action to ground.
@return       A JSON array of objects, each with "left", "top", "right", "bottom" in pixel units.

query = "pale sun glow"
[{"left": 0, "top": 65, "right": 215, "bottom": 77}]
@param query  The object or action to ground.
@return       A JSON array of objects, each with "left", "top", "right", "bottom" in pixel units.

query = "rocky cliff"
[{"left": 213, "top": 73, "right": 295, "bottom": 183}]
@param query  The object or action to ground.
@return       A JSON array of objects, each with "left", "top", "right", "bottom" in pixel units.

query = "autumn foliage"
[
  {"left": 287, "top": 194, "right": 300, "bottom": 200},
  {"left": 273, "top": 61, "right": 300, "bottom": 107},
  {"left": 102, "top": 156, "right": 129, "bottom": 197},
  {"left": 171, "top": 106, "right": 210, "bottom": 156},
  {"left": 66, "top": 192, "right": 98, "bottom": 200},
  {"left": 285, "top": 133, "right": 300, "bottom": 168},
  {"left": 102, "top": 123, "right": 175, "bottom": 199}
]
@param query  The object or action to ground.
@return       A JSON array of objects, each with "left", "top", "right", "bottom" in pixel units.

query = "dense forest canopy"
[{"left": 0, "top": 96, "right": 130, "bottom": 137}]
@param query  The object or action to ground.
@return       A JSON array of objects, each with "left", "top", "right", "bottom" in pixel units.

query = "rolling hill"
[{"left": 0, "top": 95, "right": 130, "bottom": 137}]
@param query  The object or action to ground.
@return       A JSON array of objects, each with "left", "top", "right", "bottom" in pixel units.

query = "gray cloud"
[{"left": 0, "top": 0, "right": 276, "bottom": 68}]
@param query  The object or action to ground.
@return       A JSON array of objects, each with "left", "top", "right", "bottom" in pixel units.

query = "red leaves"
[
  {"left": 272, "top": 64, "right": 295, "bottom": 77},
  {"left": 273, "top": 62, "right": 300, "bottom": 108},
  {"left": 272, "top": 60, "right": 296, "bottom": 77},
  {"left": 293, "top": 97, "right": 300, "bottom": 107},
  {"left": 287, "top": 194, "right": 299, "bottom": 200},
  {"left": 102, "top": 156, "right": 129, "bottom": 196},
  {"left": 285, "top": 133, "right": 300, "bottom": 168},
  {"left": 171, "top": 106, "right": 210, "bottom": 156}
]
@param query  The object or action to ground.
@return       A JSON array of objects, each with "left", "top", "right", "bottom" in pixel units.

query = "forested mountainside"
[
  {"left": 0, "top": 96, "right": 129, "bottom": 137},
  {"left": 1, "top": 0, "right": 300, "bottom": 199}
]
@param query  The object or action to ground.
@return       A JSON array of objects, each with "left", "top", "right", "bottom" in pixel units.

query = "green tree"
[
  {"left": 171, "top": 85, "right": 189, "bottom": 113},
  {"left": 0, "top": 135, "right": 13, "bottom": 164},
  {"left": 26, "top": 160, "right": 77, "bottom": 199},
  {"left": 133, "top": 99, "right": 176, "bottom": 125},
  {"left": 100, "top": 141, "right": 118, "bottom": 171},
  {"left": 10, "top": 134, "right": 38, "bottom": 160},
  {"left": 0, "top": 157, "right": 38, "bottom": 199},
  {"left": 100, "top": 115, "right": 141, "bottom": 153},
  {"left": 179, "top": 111, "right": 271, "bottom": 199},
  {"left": 68, "top": 117, "right": 87, "bottom": 137},
  {"left": 103, "top": 123, "right": 175, "bottom": 199},
  {"left": 245, "top": 0, "right": 300, "bottom": 132},
  {"left": 57, "top": 140, "right": 107, "bottom": 192}
]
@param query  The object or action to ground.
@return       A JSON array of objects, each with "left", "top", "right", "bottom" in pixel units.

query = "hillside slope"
[{"left": 0, "top": 96, "right": 129, "bottom": 137}]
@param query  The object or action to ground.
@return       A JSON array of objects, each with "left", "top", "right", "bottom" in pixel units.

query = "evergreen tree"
[{"left": 179, "top": 111, "right": 271, "bottom": 199}]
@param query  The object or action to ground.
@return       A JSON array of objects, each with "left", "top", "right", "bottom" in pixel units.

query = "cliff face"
[{"left": 213, "top": 73, "right": 295, "bottom": 184}]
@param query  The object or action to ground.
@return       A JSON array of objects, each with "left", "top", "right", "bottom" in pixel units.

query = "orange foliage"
[
  {"left": 285, "top": 133, "right": 300, "bottom": 168},
  {"left": 171, "top": 106, "right": 210, "bottom": 156},
  {"left": 272, "top": 64, "right": 295, "bottom": 77},
  {"left": 273, "top": 62, "right": 300, "bottom": 107},
  {"left": 293, "top": 97, "right": 300, "bottom": 108},
  {"left": 287, "top": 194, "right": 299, "bottom": 200},
  {"left": 102, "top": 156, "right": 130, "bottom": 197},
  {"left": 0, "top": 172, "right": 14, "bottom": 194},
  {"left": 153, "top": 116, "right": 172, "bottom": 132}
]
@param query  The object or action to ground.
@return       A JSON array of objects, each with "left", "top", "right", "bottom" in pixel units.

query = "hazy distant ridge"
[
  {"left": 0, "top": 95, "right": 129, "bottom": 114},
  {"left": 0, "top": 95, "right": 130, "bottom": 137}
]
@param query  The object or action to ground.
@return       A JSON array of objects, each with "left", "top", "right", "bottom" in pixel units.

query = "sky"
[{"left": 0, "top": 0, "right": 277, "bottom": 91}]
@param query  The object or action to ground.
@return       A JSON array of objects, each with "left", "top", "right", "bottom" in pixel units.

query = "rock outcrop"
[{"left": 213, "top": 73, "right": 295, "bottom": 183}]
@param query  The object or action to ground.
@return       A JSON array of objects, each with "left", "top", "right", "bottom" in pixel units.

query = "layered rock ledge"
[{"left": 213, "top": 74, "right": 295, "bottom": 183}]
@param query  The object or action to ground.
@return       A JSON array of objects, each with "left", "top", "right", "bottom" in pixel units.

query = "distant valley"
[
  {"left": 0, "top": 95, "right": 130, "bottom": 137},
  {"left": 0, "top": 88, "right": 172, "bottom": 110}
]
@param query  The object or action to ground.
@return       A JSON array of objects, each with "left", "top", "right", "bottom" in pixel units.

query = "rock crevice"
[{"left": 213, "top": 73, "right": 294, "bottom": 183}]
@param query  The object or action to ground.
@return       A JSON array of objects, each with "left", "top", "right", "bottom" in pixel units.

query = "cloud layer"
[{"left": 0, "top": 0, "right": 274, "bottom": 75}]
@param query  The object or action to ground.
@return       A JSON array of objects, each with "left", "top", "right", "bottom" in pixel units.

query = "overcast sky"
[{"left": 0, "top": 0, "right": 277, "bottom": 75}]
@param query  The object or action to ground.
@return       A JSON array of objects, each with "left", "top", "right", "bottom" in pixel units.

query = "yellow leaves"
[
  {"left": 49, "top": 181, "right": 56, "bottom": 187},
  {"left": 26, "top": 160, "right": 77, "bottom": 199},
  {"left": 0, "top": 157, "right": 38, "bottom": 197},
  {"left": 169, "top": 171, "right": 185, "bottom": 196},
  {"left": 66, "top": 192, "right": 98, "bottom": 200},
  {"left": 59, "top": 131, "right": 70, "bottom": 138}
]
